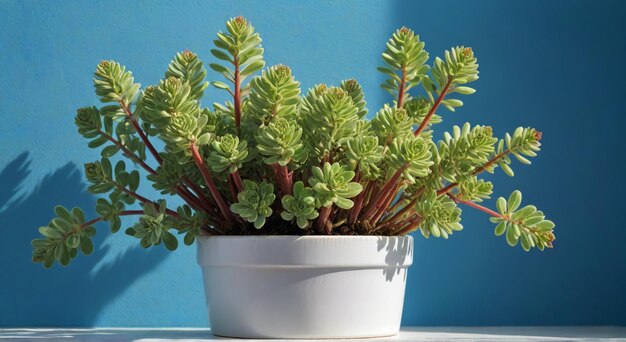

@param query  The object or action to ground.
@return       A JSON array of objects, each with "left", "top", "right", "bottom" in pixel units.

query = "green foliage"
[
  {"left": 34, "top": 18, "right": 556, "bottom": 268},
  {"left": 210, "top": 16, "right": 265, "bottom": 91},
  {"left": 415, "top": 191, "right": 462, "bottom": 238},
  {"left": 247, "top": 65, "right": 300, "bottom": 125},
  {"left": 345, "top": 135, "right": 384, "bottom": 180},
  {"left": 491, "top": 191, "right": 555, "bottom": 251},
  {"left": 309, "top": 162, "right": 362, "bottom": 209},
  {"left": 281, "top": 181, "right": 319, "bottom": 228},
  {"left": 340, "top": 79, "right": 368, "bottom": 118},
  {"left": 300, "top": 86, "right": 360, "bottom": 158},
  {"left": 437, "top": 123, "right": 497, "bottom": 182},
  {"left": 387, "top": 135, "right": 433, "bottom": 183},
  {"left": 255, "top": 118, "right": 305, "bottom": 166},
  {"left": 370, "top": 105, "right": 413, "bottom": 145},
  {"left": 378, "top": 27, "right": 429, "bottom": 100},
  {"left": 126, "top": 200, "right": 178, "bottom": 250},
  {"left": 230, "top": 180, "right": 276, "bottom": 228},
  {"left": 32, "top": 206, "right": 95, "bottom": 268},
  {"left": 174, "top": 205, "right": 208, "bottom": 246},
  {"left": 93, "top": 60, "right": 140, "bottom": 104},
  {"left": 490, "top": 127, "right": 542, "bottom": 177},
  {"left": 165, "top": 50, "right": 208, "bottom": 101},
  {"left": 208, "top": 134, "right": 249, "bottom": 173}
]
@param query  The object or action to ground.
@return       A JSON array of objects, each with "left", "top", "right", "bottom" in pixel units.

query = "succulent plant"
[{"left": 33, "top": 17, "right": 555, "bottom": 268}]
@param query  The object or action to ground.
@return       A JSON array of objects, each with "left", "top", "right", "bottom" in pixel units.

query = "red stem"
[
  {"left": 81, "top": 210, "right": 146, "bottom": 228},
  {"left": 316, "top": 205, "right": 333, "bottom": 234},
  {"left": 414, "top": 78, "right": 453, "bottom": 136},
  {"left": 190, "top": 144, "right": 235, "bottom": 226},
  {"left": 233, "top": 57, "right": 242, "bottom": 137},
  {"left": 97, "top": 129, "right": 156, "bottom": 175},
  {"left": 397, "top": 67, "right": 407, "bottom": 109},
  {"left": 232, "top": 170, "right": 245, "bottom": 193},
  {"left": 362, "top": 168, "right": 404, "bottom": 219},
  {"left": 395, "top": 215, "right": 423, "bottom": 235},
  {"left": 349, "top": 181, "right": 369, "bottom": 226},
  {"left": 436, "top": 148, "right": 513, "bottom": 196},
  {"left": 274, "top": 164, "right": 292, "bottom": 196},
  {"left": 448, "top": 193, "right": 503, "bottom": 218},
  {"left": 371, "top": 183, "right": 400, "bottom": 224},
  {"left": 119, "top": 101, "right": 163, "bottom": 165},
  {"left": 117, "top": 186, "right": 178, "bottom": 218}
]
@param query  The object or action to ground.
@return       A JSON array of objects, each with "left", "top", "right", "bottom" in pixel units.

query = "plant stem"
[
  {"left": 394, "top": 215, "right": 423, "bottom": 235},
  {"left": 274, "top": 164, "right": 292, "bottom": 196},
  {"left": 97, "top": 129, "right": 157, "bottom": 175},
  {"left": 436, "top": 148, "right": 513, "bottom": 196},
  {"left": 371, "top": 183, "right": 400, "bottom": 224},
  {"left": 448, "top": 193, "right": 503, "bottom": 218},
  {"left": 378, "top": 193, "right": 419, "bottom": 228},
  {"left": 362, "top": 168, "right": 404, "bottom": 219},
  {"left": 349, "top": 183, "right": 368, "bottom": 226},
  {"left": 317, "top": 205, "right": 333, "bottom": 234},
  {"left": 397, "top": 66, "right": 407, "bottom": 109},
  {"left": 190, "top": 143, "right": 235, "bottom": 226},
  {"left": 414, "top": 77, "right": 453, "bottom": 136},
  {"left": 232, "top": 170, "right": 244, "bottom": 193},
  {"left": 118, "top": 100, "right": 163, "bottom": 165},
  {"left": 81, "top": 210, "right": 146, "bottom": 228},
  {"left": 115, "top": 185, "right": 179, "bottom": 218},
  {"left": 233, "top": 57, "right": 242, "bottom": 136}
]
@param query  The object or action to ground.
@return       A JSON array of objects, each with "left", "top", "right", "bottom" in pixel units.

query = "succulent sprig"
[{"left": 33, "top": 17, "right": 555, "bottom": 268}]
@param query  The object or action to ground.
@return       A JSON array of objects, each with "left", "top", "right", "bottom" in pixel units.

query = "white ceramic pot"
[{"left": 196, "top": 235, "right": 413, "bottom": 339}]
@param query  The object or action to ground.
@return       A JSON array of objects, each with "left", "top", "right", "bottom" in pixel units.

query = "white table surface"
[{"left": 0, "top": 327, "right": 625, "bottom": 341}]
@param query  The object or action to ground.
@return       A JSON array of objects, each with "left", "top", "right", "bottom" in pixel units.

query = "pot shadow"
[
  {"left": 0, "top": 152, "right": 169, "bottom": 327},
  {"left": 377, "top": 236, "right": 412, "bottom": 282}
]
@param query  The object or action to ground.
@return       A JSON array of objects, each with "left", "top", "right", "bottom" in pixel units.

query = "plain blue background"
[{"left": 1, "top": 0, "right": 625, "bottom": 327}]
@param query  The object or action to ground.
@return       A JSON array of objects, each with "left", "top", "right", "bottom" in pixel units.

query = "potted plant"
[{"left": 32, "top": 17, "right": 555, "bottom": 339}]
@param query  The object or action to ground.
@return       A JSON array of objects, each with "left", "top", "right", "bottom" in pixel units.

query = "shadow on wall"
[{"left": 0, "top": 152, "right": 169, "bottom": 327}]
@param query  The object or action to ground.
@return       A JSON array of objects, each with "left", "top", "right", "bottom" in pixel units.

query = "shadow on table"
[{"left": 0, "top": 152, "right": 169, "bottom": 326}]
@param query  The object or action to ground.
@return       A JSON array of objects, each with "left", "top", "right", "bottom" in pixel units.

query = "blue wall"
[{"left": 0, "top": 0, "right": 624, "bottom": 327}]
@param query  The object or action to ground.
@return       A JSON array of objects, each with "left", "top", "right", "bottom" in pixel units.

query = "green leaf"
[
  {"left": 162, "top": 231, "right": 178, "bottom": 251},
  {"left": 80, "top": 236, "right": 94, "bottom": 255},
  {"left": 507, "top": 191, "right": 522, "bottom": 213}
]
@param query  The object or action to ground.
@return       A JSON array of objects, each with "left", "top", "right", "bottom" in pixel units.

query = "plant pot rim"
[{"left": 196, "top": 234, "right": 413, "bottom": 268}]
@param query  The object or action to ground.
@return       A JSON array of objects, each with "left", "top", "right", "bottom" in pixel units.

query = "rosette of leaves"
[
  {"left": 161, "top": 110, "right": 209, "bottom": 156},
  {"left": 255, "top": 117, "right": 305, "bottom": 166},
  {"left": 230, "top": 180, "right": 276, "bottom": 228},
  {"left": 340, "top": 79, "right": 368, "bottom": 118},
  {"left": 208, "top": 134, "right": 249, "bottom": 173},
  {"left": 423, "top": 46, "right": 478, "bottom": 112},
  {"left": 378, "top": 27, "right": 429, "bottom": 105},
  {"left": 456, "top": 176, "right": 493, "bottom": 203},
  {"left": 142, "top": 77, "right": 202, "bottom": 130},
  {"left": 93, "top": 60, "right": 140, "bottom": 104},
  {"left": 247, "top": 65, "right": 300, "bottom": 125},
  {"left": 414, "top": 190, "right": 462, "bottom": 238},
  {"left": 309, "top": 162, "right": 363, "bottom": 209},
  {"left": 387, "top": 135, "right": 433, "bottom": 183},
  {"left": 300, "top": 87, "right": 360, "bottom": 158},
  {"left": 281, "top": 181, "right": 319, "bottom": 229},
  {"left": 370, "top": 105, "right": 413, "bottom": 145},
  {"left": 32, "top": 206, "right": 95, "bottom": 268},
  {"left": 489, "top": 127, "right": 542, "bottom": 177},
  {"left": 126, "top": 200, "right": 178, "bottom": 250},
  {"left": 491, "top": 191, "right": 556, "bottom": 251},
  {"left": 165, "top": 50, "right": 208, "bottom": 101},
  {"left": 174, "top": 205, "right": 208, "bottom": 246},
  {"left": 209, "top": 16, "right": 265, "bottom": 95},
  {"left": 345, "top": 135, "right": 384, "bottom": 180},
  {"left": 147, "top": 155, "right": 185, "bottom": 195},
  {"left": 437, "top": 123, "right": 497, "bottom": 182}
]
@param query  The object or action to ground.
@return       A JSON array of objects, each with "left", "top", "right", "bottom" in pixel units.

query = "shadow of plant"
[
  {"left": 0, "top": 152, "right": 169, "bottom": 326},
  {"left": 377, "top": 236, "right": 412, "bottom": 281}
]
